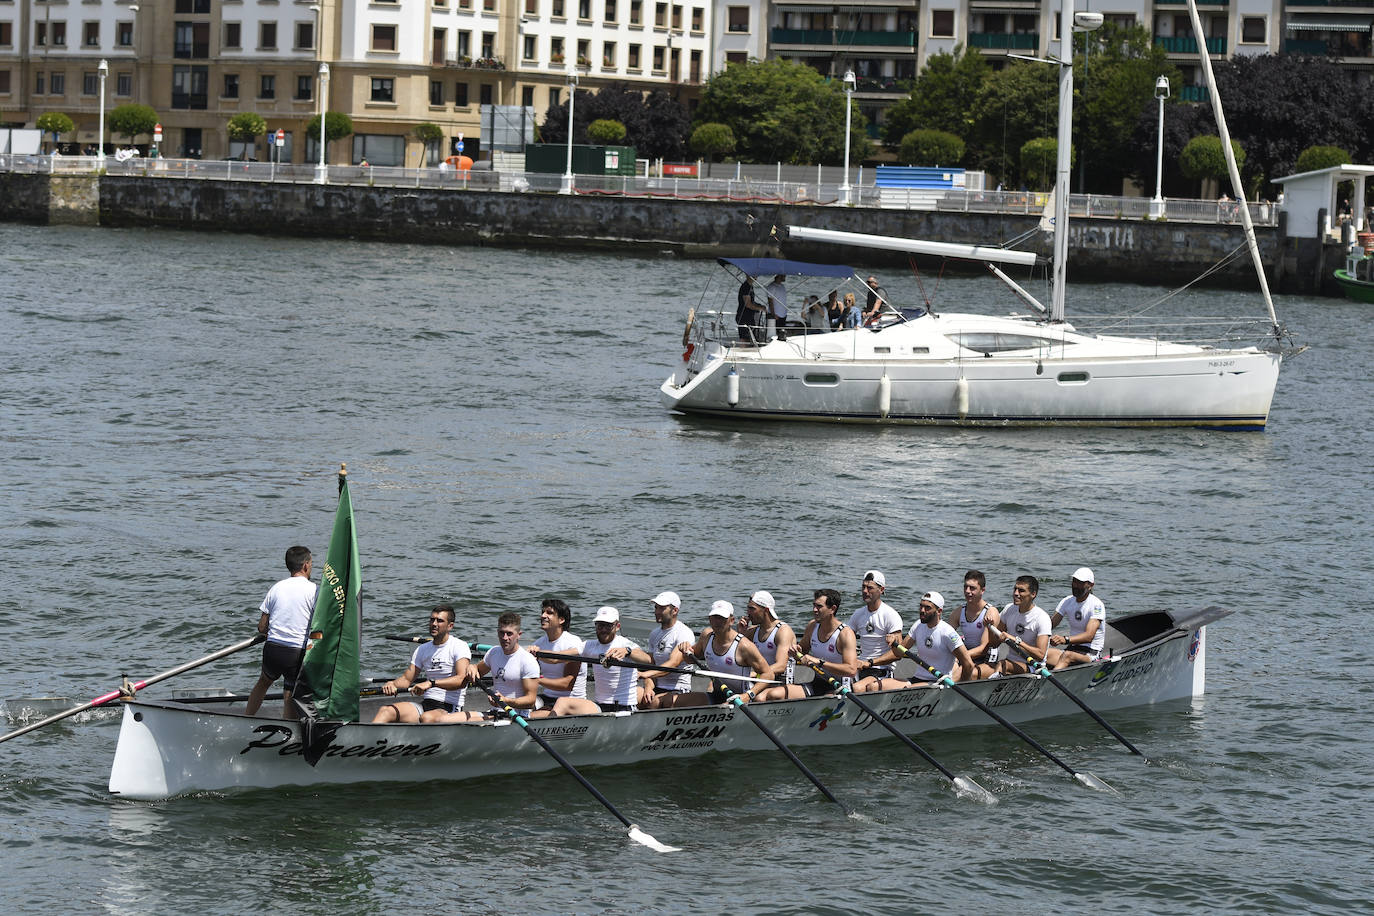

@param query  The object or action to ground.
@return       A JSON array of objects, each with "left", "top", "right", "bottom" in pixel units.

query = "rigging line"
[{"left": 1092, "top": 241, "right": 1254, "bottom": 334}]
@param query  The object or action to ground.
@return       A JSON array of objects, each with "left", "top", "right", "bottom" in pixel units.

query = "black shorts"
[
  {"left": 597, "top": 702, "right": 635, "bottom": 712},
  {"left": 802, "top": 680, "right": 837, "bottom": 698},
  {"left": 708, "top": 684, "right": 733, "bottom": 704},
  {"left": 421, "top": 698, "right": 455, "bottom": 713},
  {"left": 261, "top": 641, "right": 304, "bottom": 690}
]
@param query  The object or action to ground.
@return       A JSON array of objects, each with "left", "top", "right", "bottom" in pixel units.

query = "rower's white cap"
[
  {"left": 749, "top": 590, "right": 775, "bottom": 611},
  {"left": 652, "top": 591, "right": 680, "bottom": 608},
  {"left": 594, "top": 606, "right": 620, "bottom": 624},
  {"left": 709, "top": 600, "right": 734, "bottom": 619},
  {"left": 864, "top": 570, "right": 886, "bottom": 588},
  {"left": 922, "top": 591, "right": 945, "bottom": 610},
  {"left": 1072, "top": 567, "right": 1095, "bottom": 584}
]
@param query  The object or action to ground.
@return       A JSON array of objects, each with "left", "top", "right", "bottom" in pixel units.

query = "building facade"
[{"left": 1, "top": 0, "right": 1367, "bottom": 162}]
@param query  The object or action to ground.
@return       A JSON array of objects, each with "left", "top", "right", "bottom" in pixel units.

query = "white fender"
[
  {"left": 726, "top": 367, "right": 740, "bottom": 407},
  {"left": 955, "top": 375, "right": 969, "bottom": 421},
  {"left": 878, "top": 374, "right": 891, "bottom": 419}
]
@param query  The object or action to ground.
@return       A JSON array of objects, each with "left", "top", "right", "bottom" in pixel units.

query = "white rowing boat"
[{"left": 107, "top": 604, "right": 1226, "bottom": 800}]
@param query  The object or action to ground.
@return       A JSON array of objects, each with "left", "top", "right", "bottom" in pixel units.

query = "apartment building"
[{"left": 2, "top": 0, "right": 1367, "bottom": 162}]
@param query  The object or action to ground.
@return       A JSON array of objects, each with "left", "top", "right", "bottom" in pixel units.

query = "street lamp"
[
  {"left": 97, "top": 59, "right": 109, "bottom": 163},
  {"left": 839, "top": 69, "right": 856, "bottom": 206},
  {"left": 316, "top": 62, "right": 330, "bottom": 182},
  {"left": 1150, "top": 74, "right": 1170, "bottom": 220},
  {"left": 560, "top": 68, "right": 578, "bottom": 195}
]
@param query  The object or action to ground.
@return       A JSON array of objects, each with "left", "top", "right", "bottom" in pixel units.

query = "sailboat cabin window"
[{"left": 948, "top": 333, "right": 1071, "bottom": 354}]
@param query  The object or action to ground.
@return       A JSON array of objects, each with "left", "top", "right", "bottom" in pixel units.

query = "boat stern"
[{"left": 108, "top": 702, "right": 173, "bottom": 800}]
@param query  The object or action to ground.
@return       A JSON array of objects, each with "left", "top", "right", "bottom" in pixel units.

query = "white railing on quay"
[{"left": 0, "top": 153, "right": 1277, "bottom": 226}]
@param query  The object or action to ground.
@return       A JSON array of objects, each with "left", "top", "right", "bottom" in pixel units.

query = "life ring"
[{"left": 681, "top": 307, "right": 696, "bottom": 347}]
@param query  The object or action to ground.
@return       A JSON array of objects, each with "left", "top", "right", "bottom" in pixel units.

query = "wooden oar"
[
  {"left": 535, "top": 649, "right": 777, "bottom": 685},
  {"left": 989, "top": 625, "right": 1147, "bottom": 760},
  {"left": 0, "top": 634, "right": 265, "bottom": 746},
  {"left": 713, "top": 681, "right": 853, "bottom": 814},
  {"left": 475, "top": 683, "right": 679, "bottom": 853},
  {"left": 793, "top": 658, "right": 996, "bottom": 804},
  {"left": 894, "top": 645, "right": 1115, "bottom": 794}
]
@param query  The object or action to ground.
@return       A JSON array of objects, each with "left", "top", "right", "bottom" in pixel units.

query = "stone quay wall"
[{"left": 0, "top": 172, "right": 1340, "bottom": 295}]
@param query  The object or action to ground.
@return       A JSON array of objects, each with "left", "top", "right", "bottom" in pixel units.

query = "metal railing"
[{"left": 0, "top": 153, "right": 1278, "bottom": 225}]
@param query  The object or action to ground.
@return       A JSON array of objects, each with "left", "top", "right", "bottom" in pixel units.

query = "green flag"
[{"left": 297, "top": 474, "right": 362, "bottom": 723}]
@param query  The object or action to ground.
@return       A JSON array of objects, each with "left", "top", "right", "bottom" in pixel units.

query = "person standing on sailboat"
[{"left": 764, "top": 274, "right": 788, "bottom": 339}]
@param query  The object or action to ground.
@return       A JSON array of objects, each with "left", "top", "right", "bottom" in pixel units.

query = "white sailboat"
[{"left": 659, "top": 0, "right": 1295, "bottom": 430}]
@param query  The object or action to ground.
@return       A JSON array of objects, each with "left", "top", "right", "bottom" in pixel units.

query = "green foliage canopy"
[
  {"left": 413, "top": 122, "right": 445, "bottom": 143},
  {"left": 306, "top": 111, "right": 355, "bottom": 147},
  {"left": 884, "top": 47, "right": 990, "bottom": 146},
  {"left": 226, "top": 112, "right": 267, "bottom": 147},
  {"left": 690, "top": 122, "right": 736, "bottom": 161},
  {"left": 587, "top": 118, "right": 627, "bottom": 143},
  {"left": 36, "top": 112, "right": 75, "bottom": 139},
  {"left": 1295, "top": 145, "right": 1350, "bottom": 174},
  {"left": 108, "top": 104, "right": 158, "bottom": 141},
  {"left": 898, "top": 129, "right": 964, "bottom": 167},
  {"left": 1179, "top": 135, "right": 1245, "bottom": 183}
]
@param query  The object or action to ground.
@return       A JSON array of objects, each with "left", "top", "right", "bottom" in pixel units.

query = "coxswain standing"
[
  {"left": 245, "top": 545, "right": 316, "bottom": 718},
  {"left": 659, "top": 601, "right": 772, "bottom": 708}
]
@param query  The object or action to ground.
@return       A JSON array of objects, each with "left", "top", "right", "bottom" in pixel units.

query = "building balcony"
[
  {"left": 1152, "top": 0, "right": 1228, "bottom": 5},
  {"left": 171, "top": 91, "right": 209, "bottom": 110},
  {"left": 770, "top": 28, "right": 916, "bottom": 48},
  {"left": 1153, "top": 35, "right": 1228, "bottom": 54},
  {"left": 1286, "top": 0, "right": 1373, "bottom": 6},
  {"left": 855, "top": 76, "right": 914, "bottom": 94},
  {"left": 968, "top": 32, "right": 1039, "bottom": 50},
  {"left": 445, "top": 56, "right": 506, "bottom": 70},
  {"left": 1177, "top": 84, "right": 1209, "bottom": 102},
  {"left": 1282, "top": 34, "right": 1372, "bottom": 55}
]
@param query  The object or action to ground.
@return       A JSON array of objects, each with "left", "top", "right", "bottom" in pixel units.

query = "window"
[
  {"left": 483, "top": 0, "right": 495, "bottom": 10},
  {"left": 172, "top": 65, "right": 208, "bottom": 109},
  {"left": 296, "top": 75, "right": 312, "bottom": 99},
  {"left": 0, "top": 22, "right": 13, "bottom": 47},
  {"left": 455, "top": 81, "right": 469, "bottom": 105},
  {"left": 35, "top": 72, "right": 44, "bottom": 95},
  {"left": 655, "top": 2, "right": 666, "bottom": 27},
  {"left": 224, "top": 73, "right": 239, "bottom": 97},
  {"left": 296, "top": 22, "right": 314, "bottom": 50},
  {"left": 628, "top": 43, "right": 640, "bottom": 68},
  {"left": 433, "top": 27, "right": 446, "bottom": 62},
  {"left": 371, "top": 77, "right": 394, "bottom": 101},
  {"left": 578, "top": 0, "right": 590, "bottom": 19},
  {"left": 175, "top": 0, "right": 211, "bottom": 13},
  {"left": 724, "top": 51, "right": 746, "bottom": 65},
  {"left": 52, "top": 22, "right": 67, "bottom": 46},
  {"left": 35, "top": 22, "right": 47, "bottom": 46},
  {"left": 459, "top": 0, "right": 470, "bottom": 8},
  {"left": 50, "top": 72, "right": 65, "bottom": 95},
  {"left": 523, "top": 35, "right": 535, "bottom": 59},
  {"left": 551, "top": 36, "right": 563, "bottom": 59},
  {"left": 175, "top": 22, "right": 210, "bottom": 58},
  {"left": 652, "top": 45, "right": 664, "bottom": 70},
  {"left": 551, "top": 86, "right": 561, "bottom": 107},
  {"left": 352, "top": 134, "right": 404, "bottom": 166},
  {"left": 117, "top": 21, "right": 134, "bottom": 46},
  {"left": 1241, "top": 17, "right": 1265, "bottom": 43},
  {"left": 479, "top": 83, "right": 492, "bottom": 104},
  {"left": 0, "top": 71, "right": 10, "bottom": 94},
  {"left": 372, "top": 24, "right": 396, "bottom": 51},
  {"left": 552, "top": 0, "right": 563, "bottom": 16},
  {"left": 577, "top": 38, "right": 589, "bottom": 63},
  {"left": 259, "top": 22, "right": 277, "bottom": 50},
  {"left": 931, "top": 10, "right": 954, "bottom": 37},
  {"left": 727, "top": 6, "right": 747, "bottom": 32},
  {"left": 671, "top": 4, "right": 681, "bottom": 29},
  {"left": 83, "top": 22, "right": 99, "bottom": 47},
  {"left": 259, "top": 74, "right": 275, "bottom": 99},
  {"left": 116, "top": 73, "right": 132, "bottom": 96},
  {"left": 224, "top": 22, "right": 241, "bottom": 48},
  {"left": 482, "top": 31, "right": 494, "bottom": 57},
  {"left": 602, "top": 40, "right": 615, "bottom": 66},
  {"left": 457, "top": 31, "right": 470, "bottom": 57},
  {"left": 430, "top": 79, "right": 443, "bottom": 105},
  {"left": 525, "top": 0, "right": 536, "bottom": 12},
  {"left": 605, "top": 0, "right": 616, "bottom": 23},
  {"left": 521, "top": 85, "right": 534, "bottom": 106},
  {"left": 690, "top": 6, "right": 701, "bottom": 31},
  {"left": 83, "top": 71, "right": 98, "bottom": 95}
]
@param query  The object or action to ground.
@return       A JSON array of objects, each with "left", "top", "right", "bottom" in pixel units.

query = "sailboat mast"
[
  {"left": 1183, "top": 0, "right": 1280, "bottom": 332},
  {"left": 1049, "top": 0, "right": 1075, "bottom": 323}
]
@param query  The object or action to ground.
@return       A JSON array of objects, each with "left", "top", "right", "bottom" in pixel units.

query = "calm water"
[{"left": 0, "top": 223, "right": 1369, "bottom": 914}]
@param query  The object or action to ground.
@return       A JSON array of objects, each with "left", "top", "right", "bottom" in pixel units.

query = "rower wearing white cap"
[
  {"left": 1046, "top": 567, "right": 1107, "bottom": 668},
  {"left": 856, "top": 590, "right": 974, "bottom": 691},
  {"left": 740, "top": 589, "right": 797, "bottom": 687},
  {"left": 658, "top": 600, "right": 772, "bottom": 708},
  {"left": 990, "top": 575, "right": 1052, "bottom": 676},
  {"left": 847, "top": 570, "right": 903, "bottom": 681},
  {"left": 638, "top": 591, "right": 696, "bottom": 708},
  {"left": 541, "top": 607, "right": 652, "bottom": 715}
]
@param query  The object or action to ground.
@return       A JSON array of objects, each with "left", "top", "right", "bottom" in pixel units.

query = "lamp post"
[
  {"left": 97, "top": 59, "right": 109, "bottom": 163},
  {"left": 560, "top": 68, "right": 578, "bottom": 195},
  {"left": 316, "top": 62, "right": 330, "bottom": 183},
  {"left": 1150, "top": 75, "right": 1170, "bottom": 220},
  {"left": 839, "top": 68, "right": 856, "bottom": 206}
]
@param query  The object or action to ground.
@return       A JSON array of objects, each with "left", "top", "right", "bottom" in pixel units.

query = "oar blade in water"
[
  {"left": 627, "top": 825, "right": 680, "bottom": 853},
  {"left": 1074, "top": 771, "right": 1117, "bottom": 794},
  {"left": 952, "top": 775, "right": 998, "bottom": 805}
]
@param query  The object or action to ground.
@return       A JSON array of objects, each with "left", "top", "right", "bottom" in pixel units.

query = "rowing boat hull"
[{"left": 109, "top": 609, "right": 1219, "bottom": 800}]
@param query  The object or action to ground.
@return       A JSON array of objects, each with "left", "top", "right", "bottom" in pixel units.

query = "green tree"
[
  {"left": 967, "top": 62, "right": 1057, "bottom": 184},
  {"left": 693, "top": 58, "right": 863, "bottom": 165},
  {"left": 587, "top": 118, "right": 627, "bottom": 144},
  {"left": 884, "top": 46, "right": 990, "bottom": 147},
  {"left": 306, "top": 111, "right": 355, "bottom": 159},
  {"left": 1295, "top": 145, "right": 1350, "bottom": 174},
  {"left": 1019, "top": 137, "right": 1065, "bottom": 191},
  {"left": 689, "top": 122, "right": 736, "bottom": 176},
  {"left": 898, "top": 129, "right": 964, "bottom": 167},
  {"left": 540, "top": 83, "right": 689, "bottom": 159},
  {"left": 108, "top": 103, "right": 158, "bottom": 142},
  {"left": 414, "top": 122, "right": 445, "bottom": 165},
  {"left": 1180, "top": 135, "right": 1245, "bottom": 194},
  {"left": 35, "top": 112, "right": 75, "bottom": 151},
  {"left": 226, "top": 112, "right": 267, "bottom": 160}
]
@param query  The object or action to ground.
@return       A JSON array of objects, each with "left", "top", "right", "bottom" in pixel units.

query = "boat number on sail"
[
  {"left": 238, "top": 724, "right": 442, "bottom": 760},
  {"left": 640, "top": 710, "right": 732, "bottom": 751}
]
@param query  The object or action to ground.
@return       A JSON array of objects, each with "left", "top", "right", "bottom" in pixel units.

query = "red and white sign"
[
  {"left": 663, "top": 163, "right": 698, "bottom": 177},
  {"left": 153, "top": 123, "right": 163, "bottom": 143},
  {"left": 275, "top": 128, "right": 285, "bottom": 146}
]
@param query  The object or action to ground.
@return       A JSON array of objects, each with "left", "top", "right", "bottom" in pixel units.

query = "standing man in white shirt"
[
  {"left": 372, "top": 605, "right": 472, "bottom": 723},
  {"left": 848, "top": 570, "right": 903, "bottom": 684},
  {"left": 245, "top": 545, "right": 316, "bottom": 717},
  {"left": 765, "top": 273, "right": 789, "bottom": 340},
  {"left": 639, "top": 591, "right": 696, "bottom": 708},
  {"left": 1047, "top": 567, "right": 1108, "bottom": 668}
]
